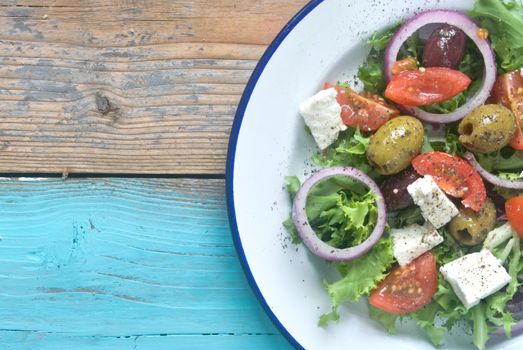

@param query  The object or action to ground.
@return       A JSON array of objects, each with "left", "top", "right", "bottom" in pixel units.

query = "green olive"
[
  {"left": 448, "top": 198, "right": 496, "bottom": 246},
  {"left": 367, "top": 116, "right": 424, "bottom": 175},
  {"left": 458, "top": 104, "right": 516, "bottom": 154}
]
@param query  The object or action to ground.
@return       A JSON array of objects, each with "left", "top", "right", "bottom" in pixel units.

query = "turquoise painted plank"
[
  {"left": 0, "top": 178, "right": 292, "bottom": 349},
  {"left": 0, "top": 332, "right": 291, "bottom": 350}
]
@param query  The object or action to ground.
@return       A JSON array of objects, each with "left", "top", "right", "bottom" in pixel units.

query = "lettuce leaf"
[
  {"left": 282, "top": 171, "right": 380, "bottom": 249},
  {"left": 433, "top": 278, "right": 469, "bottom": 331},
  {"left": 282, "top": 176, "right": 302, "bottom": 243},
  {"left": 358, "top": 50, "right": 387, "bottom": 94},
  {"left": 411, "top": 302, "right": 446, "bottom": 346},
  {"left": 307, "top": 177, "right": 378, "bottom": 249},
  {"left": 284, "top": 175, "right": 301, "bottom": 200},
  {"left": 387, "top": 206, "right": 425, "bottom": 229},
  {"left": 312, "top": 128, "right": 377, "bottom": 178},
  {"left": 445, "top": 127, "right": 466, "bottom": 156},
  {"left": 486, "top": 236, "right": 522, "bottom": 337},
  {"left": 471, "top": 303, "right": 490, "bottom": 350},
  {"left": 474, "top": 148, "right": 523, "bottom": 198},
  {"left": 368, "top": 305, "right": 399, "bottom": 334},
  {"left": 319, "top": 237, "right": 395, "bottom": 326},
  {"left": 282, "top": 216, "right": 301, "bottom": 244},
  {"left": 498, "top": 172, "right": 522, "bottom": 180},
  {"left": 366, "top": 26, "right": 399, "bottom": 51},
  {"left": 357, "top": 26, "right": 398, "bottom": 94},
  {"left": 432, "top": 227, "right": 464, "bottom": 266},
  {"left": 470, "top": 0, "right": 523, "bottom": 72},
  {"left": 357, "top": 25, "right": 420, "bottom": 95},
  {"left": 430, "top": 234, "right": 522, "bottom": 350},
  {"left": 370, "top": 302, "right": 445, "bottom": 346},
  {"left": 476, "top": 148, "right": 523, "bottom": 172}
]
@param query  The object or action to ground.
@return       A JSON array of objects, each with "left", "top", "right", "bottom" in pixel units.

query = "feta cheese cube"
[
  {"left": 483, "top": 222, "right": 514, "bottom": 250},
  {"left": 407, "top": 175, "right": 459, "bottom": 228},
  {"left": 440, "top": 249, "right": 511, "bottom": 309},
  {"left": 299, "top": 88, "right": 346, "bottom": 150},
  {"left": 391, "top": 222, "right": 443, "bottom": 266}
]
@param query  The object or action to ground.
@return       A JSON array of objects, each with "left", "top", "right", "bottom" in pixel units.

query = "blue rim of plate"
[{"left": 225, "top": 1, "right": 324, "bottom": 349}]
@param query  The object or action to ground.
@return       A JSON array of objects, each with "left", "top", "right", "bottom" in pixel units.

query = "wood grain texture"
[
  {"left": 2, "top": 332, "right": 291, "bottom": 350},
  {"left": 0, "top": 0, "right": 308, "bottom": 174},
  {"left": 0, "top": 177, "right": 292, "bottom": 349}
]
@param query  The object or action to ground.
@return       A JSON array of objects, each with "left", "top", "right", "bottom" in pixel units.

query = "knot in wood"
[{"left": 95, "top": 93, "right": 116, "bottom": 115}]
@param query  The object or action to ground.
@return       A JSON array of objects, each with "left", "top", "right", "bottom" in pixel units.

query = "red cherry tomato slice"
[
  {"left": 490, "top": 71, "right": 523, "bottom": 150},
  {"left": 510, "top": 128, "right": 523, "bottom": 150},
  {"left": 391, "top": 57, "right": 418, "bottom": 76},
  {"left": 411, "top": 152, "right": 486, "bottom": 212},
  {"left": 506, "top": 196, "right": 523, "bottom": 237},
  {"left": 324, "top": 83, "right": 399, "bottom": 132},
  {"left": 370, "top": 252, "right": 437, "bottom": 314},
  {"left": 384, "top": 67, "right": 471, "bottom": 106}
]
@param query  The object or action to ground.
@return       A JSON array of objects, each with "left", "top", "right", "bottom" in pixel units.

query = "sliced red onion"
[
  {"left": 291, "top": 167, "right": 386, "bottom": 262},
  {"left": 463, "top": 152, "right": 523, "bottom": 190},
  {"left": 384, "top": 10, "right": 496, "bottom": 123},
  {"left": 493, "top": 261, "right": 523, "bottom": 338},
  {"left": 493, "top": 320, "right": 523, "bottom": 338}
]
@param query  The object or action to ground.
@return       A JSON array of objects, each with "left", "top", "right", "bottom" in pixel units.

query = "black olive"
[{"left": 422, "top": 24, "right": 466, "bottom": 69}]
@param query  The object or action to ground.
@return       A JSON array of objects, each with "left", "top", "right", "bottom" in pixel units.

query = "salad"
[{"left": 284, "top": 1, "right": 523, "bottom": 349}]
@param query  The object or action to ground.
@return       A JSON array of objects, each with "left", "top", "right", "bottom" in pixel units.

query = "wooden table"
[{"left": 0, "top": 1, "right": 307, "bottom": 348}]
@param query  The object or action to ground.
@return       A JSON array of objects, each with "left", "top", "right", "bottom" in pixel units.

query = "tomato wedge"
[
  {"left": 411, "top": 152, "right": 486, "bottom": 212},
  {"left": 490, "top": 71, "right": 523, "bottom": 150},
  {"left": 384, "top": 67, "right": 471, "bottom": 106},
  {"left": 370, "top": 252, "right": 437, "bottom": 314},
  {"left": 506, "top": 196, "right": 523, "bottom": 237},
  {"left": 324, "top": 83, "right": 399, "bottom": 132},
  {"left": 510, "top": 126, "right": 523, "bottom": 149},
  {"left": 391, "top": 57, "right": 418, "bottom": 76}
]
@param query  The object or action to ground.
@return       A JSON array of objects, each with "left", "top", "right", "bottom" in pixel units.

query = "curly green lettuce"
[
  {"left": 283, "top": 174, "right": 379, "bottom": 248},
  {"left": 476, "top": 148, "right": 523, "bottom": 172},
  {"left": 470, "top": 0, "right": 523, "bottom": 72},
  {"left": 319, "top": 237, "right": 395, "bottom": 326},
  {"left": 475, "top": 148, "right": 523, "bottom": 199},
  {"left": 357, "top": 26, "right": 397, "bottom": 95},
  {"left": 312, "top": 127, "right": 375, "bottom": 176},
  {"left": 387, "top": 206, "right": 425, "bottom": 229}
]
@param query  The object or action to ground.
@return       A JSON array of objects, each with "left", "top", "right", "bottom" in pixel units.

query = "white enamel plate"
[{"left": 226, "top": 0, "right": 523, "bottom": 349}]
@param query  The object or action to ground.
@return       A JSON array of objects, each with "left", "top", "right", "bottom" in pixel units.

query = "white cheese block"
[
  {"left": 391, "top": 222, "right": 443, "bottom": 266},
  {"left": 440, "top": 249, "right": 511, "bottom": 309},
  {"left": 483, "top": 222, "right": 515, "bottom": 250},
  {"left": 407, "top": 175, "right": 459, "bottom": 229},
  {"left": 299, "top": 88, "right": 346, "bottom": 150}
]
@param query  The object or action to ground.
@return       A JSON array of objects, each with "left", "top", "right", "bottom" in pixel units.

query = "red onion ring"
[
  {"left": 384, "top": 10, "right": 496, "bottom": 123},
  {"left": 493, "top": 320, "right": 523, "bottom": 338},
  {"left": 463, "top": 152, "right": 523, "bottom": 190},
  {"left": 291, "top": 167, "right": 386, "bottom": 262}
]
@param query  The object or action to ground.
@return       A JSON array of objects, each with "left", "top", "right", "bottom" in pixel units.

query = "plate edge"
[{"left": 225, "top": 1, "right": 325, "bottom": 349}]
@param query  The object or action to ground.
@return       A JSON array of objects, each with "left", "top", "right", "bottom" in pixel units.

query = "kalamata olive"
[
  {"left": 422, "top": 24, "right": 466, "bottom": 69},
  {"left": 380, "top": 168, "right": 420, "bottom": 211}
]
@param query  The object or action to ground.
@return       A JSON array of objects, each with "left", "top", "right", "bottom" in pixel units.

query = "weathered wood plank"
[
  {"left": 0, "top": 1, "right": 304, "bottom": 47},
  {"left": 0, "top": 178, "right": 288, "bottom": 348},
  {"left": 0, "top": 0, "right": 309, "bottom": 174}
]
